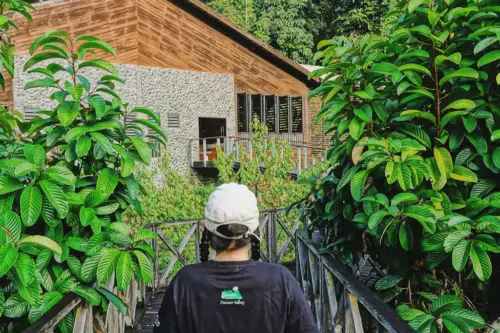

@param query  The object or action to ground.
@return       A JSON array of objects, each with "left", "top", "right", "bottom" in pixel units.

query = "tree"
[{"left": 304, "top": 0, "right": 500, "bottom": 331}]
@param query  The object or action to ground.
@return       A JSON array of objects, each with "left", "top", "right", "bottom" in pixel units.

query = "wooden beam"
[{"left": 22, "top": 294, "right": 81, "bottom": 333}]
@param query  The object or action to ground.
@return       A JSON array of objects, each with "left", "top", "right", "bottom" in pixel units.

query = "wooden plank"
[
  {"left": 347, "top": 293, "right": 364, "bottom": 333},
  {"left": 22, "top": 294, "right": 81, "bottom": 333},
  {"left": 156, "top": 229, "right": 187, "bottom": 265},
  {"left": 73, "top": 302, "right": 89, "bottom": 333}
]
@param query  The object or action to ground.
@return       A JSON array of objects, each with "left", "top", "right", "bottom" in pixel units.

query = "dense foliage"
[
  {"left": 202, "top": 0, "right": 393, "bottom": 63},
  {"left": 0, "top": 14, "right": 166, "bottom": 330},
  {"left": 304, "top": 0, "right": 500, "bottom": 331}
]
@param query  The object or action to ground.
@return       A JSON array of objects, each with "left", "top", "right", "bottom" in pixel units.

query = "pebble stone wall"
[{"left": 13, "top": 55, "right": 235, "bottom": 172}]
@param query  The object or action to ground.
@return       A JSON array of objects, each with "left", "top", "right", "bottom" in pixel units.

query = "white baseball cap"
[{"left": 204, "top": 183, "right": 260, "bottom": 240}]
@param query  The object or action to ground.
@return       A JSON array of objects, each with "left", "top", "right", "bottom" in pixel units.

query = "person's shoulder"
[
  {"left": 172, "top": 263, "right": 209, "bottom": 283},
  {"left": 252, "top": 261, "right": 295, "bottom": 279}
]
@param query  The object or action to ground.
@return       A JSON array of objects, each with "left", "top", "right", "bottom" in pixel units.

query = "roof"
[{"left": 172, "top": 0, "right": 319, "bottom": 89}]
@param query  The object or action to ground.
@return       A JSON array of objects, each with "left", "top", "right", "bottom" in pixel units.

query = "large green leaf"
[
  {"left": 20, "top": 186, "right": 42, "bottom": 227},
  {"left": 430, "top": 295, "right": 462, "bottom": 315},
  {"left": 24, "top": 144, "right": 46, "bottom": 168},
  {"left": 450, "top": 166, "right": 478, "bottom": 183},
  {"left": 439, "top": 68, "right": 479, "bottom": 86},
  {"left": 477, "top": 50, "right": 500, "bottom": 67},
  {"left": 90, "top": 132, "right": 113, "bottom": 154},
  {"left": 116, "top": 252, "right": 132, "bottom": 291},
  {"left": 452, "top": 240, "right": 471, "bottom": 272},
  {"left": 132, "top": 119, "right": 167, "bottom": 142},
  {"left": 130, "top": 136, "right": 152, "bottom": 165},
  {"left": 19, "top": 236, "right": 62, "bottom": 255},
  {"left": 398, "top": 63, "right": 432, "bottom": 77},
  {"left": 97, "top": 248, "right": 121, "bottom": 285},
  {"left": 39, "top": 180, "right": 68, "bottom": 218},
  {"left": 0, "top": 177, "right": 23, "bottom": 195},
  {"left": 349, "top": 118, "right": 365, "bottom": 141},
  {"left": 470, "top": 244, "right": 492, "bottom": 281},
  {"left": 99, "top": 288, "right": 127, "bottom": 315},
  {"left": 474, "top": 37, "right": 498, "bottom": 55},
  {"left": 434, "top": 147, "right": 453, "bottom": 178},
  {"left": 14, "top": 252, "right": 36, "bottom": 286},
  {"left": 24, "top": 52, "right": 67, "bottom": 70},
  {"left": 57, "top": 101, "right": 79, "bottom": 127},
  {"left": 441, "top": 308, "right": 485, "bottom": 329},
  {"left": 350, "top": 170, "right": 369, "bottom": 201},
  {"left": 442, "top": 99, "right": 475, "bottom": 112},
  {"left": 4, "top": 294, "right": 30, "bottom": 318},
  {"left": 76, "top": 135, "right": 91, "bottom": 157},
  {"left": 77, "top": 40, "right": 116, "bottom": 56},
  {"left": 79, "top": 207, "right": 95, "bottom": 227},
  {"left": 134, "top": 230, "right": 156, "bottom": 243},
  {"left": 133, "top": 250, "right": 153, "bottom": 284},
  {"left": 0, "top": 247, "right": 18, "bottom": 278},
  {"left": 0, "top": 211, "right": 22, "bottom": 245},
  {"left": 78, "top": 59, "right": 118, "bottom": 75},
  {"left": 375, "top": 275, "right": 403, "bottom": 290},
  {"left": 81, "top": 253, "right": 102, "bottom": 283},
  {"left": 43, "top": 166, "right": 76, "bottom": 186},
  {"left": 97, "top": 168, "right": 119, "bottom": 197},
  {"left": 28, "top": 291, "right": 63, "bottom": 324},
  {"left": 72, "top": 285, "right": 102, "bottom": 306}
]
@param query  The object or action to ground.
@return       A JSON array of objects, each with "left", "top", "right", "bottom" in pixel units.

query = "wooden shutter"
[
  {"left": 264, "top": 95, "right": 276, "bottom": 133},
  {"left": 250, "top": 94, "right": 262, "bottom": 123},
  {"left": 291, "top": 97, "right": 303, "bottom": 133},
  {"left": 278, "top": 96, "right": 289, "bottom": 133},
  {"left": 237, "top": 93, "right": 248, "bottom": 132}
]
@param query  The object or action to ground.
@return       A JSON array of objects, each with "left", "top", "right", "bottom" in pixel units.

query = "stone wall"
[{"left": 13, "top": 55, "right": 235, "bottom": 172}]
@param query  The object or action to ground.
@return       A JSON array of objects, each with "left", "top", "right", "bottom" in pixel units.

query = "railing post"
[
  {"left": 249, "top": 141, "right": 253, "bottom": 160},
  {"left": 203, "top": 139, "right": 207, "bottom": 166},
  {"left": 195, "top": 221, "right": 200, "bottom": 264},
  {"left": 190, "top": 140, "right": 194, "bottom": 167},
  {"left": 235, "top": 141, "right": 239, "bottom": 161},
  {"left": 153, "top": 226, "right": 159, "bottom": 292},
  {"left": 297, "top": 148, "right": 302, "bottom": 174},
  {"left": 304, "top": 147, "right": 308, "bottom": 169},
  {"left": 267, "top": 211, "right": 277, "bottom": 263},
  {"left": 216, "top": 137, "right": 220, "bottom": 148}
]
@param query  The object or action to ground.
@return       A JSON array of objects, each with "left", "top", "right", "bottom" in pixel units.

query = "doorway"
[{"left": 198, "top": 118, "right": 227, "bottom": 161}]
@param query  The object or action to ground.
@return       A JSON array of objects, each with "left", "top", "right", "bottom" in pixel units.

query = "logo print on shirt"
[{"left": 220, "top": 286, "right": 245, "bottom": 305}]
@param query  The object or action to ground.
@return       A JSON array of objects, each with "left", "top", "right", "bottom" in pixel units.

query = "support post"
[
  {"left": 153, "top": 226, "right": 159, "bottom": 292},
  {"left": 235, "top": 141, "right": 239, "bottom": 161},
  {"left": 267, "top": 212, "right": 277, "bottom": 263},
  {"left": 304, "top": 147, "right": 308, "bottom": 169},
  {"left": 195, "top": 221, "right": 200, "bottom": 264},
  {"left": 249, "top": 141, "right": 253, "bottom": 160},
  {"left": 297, "top": 148, "right": 302, "bottom": 174},
  {"left": 203, "top": 139, "right": 207, "bottom": 166}
]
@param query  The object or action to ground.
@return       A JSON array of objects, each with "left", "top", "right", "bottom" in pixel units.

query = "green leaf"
[
  {"left": 39, "top": 180, "right": 69, "bottom": 218},
  {"left": 443, "top": 99, "right": 475, "bottom": 112},
  {"left": 97, "top": 248, "right": 121, "bottom": 285},
  {"left": 28, "top": 291, "right": 63, "bottom": 324},
  {"left": 131, "top": 107, "right": 161, "bottom": 125},
  {"left": 430, "top": 295, "right": 462, "bottom": 315},
  {"left": 72, "top": 285, "right": 102, "bottom": 306},
  {"left": 97, "top": 168, "right": 119, "bottom": 197},
  {"left": 130, "top": 136, "right": 152, "bottom": 165},
  {"left": 66, "top": 237, "right": 87, "bottom": 252},
  {"left": 439, "top": 68, "right": 479, "bottom": 86},
  {"left": 434, "top": 147, "right": 453, "bottom": 178},
  {"left": 24, "top": 144, "right": 46, "bottom": 168},
  {"left": 492, "top": 130, "right": 500, "bottom": 142},
  {"left": 133, "top": 250, "right": 153, "bottom": 284},
  {"left": 76, "top": 135, "right": 91, "bottom": 157},
  {"left": 408, "top": 0, "right": 426, "bottom": 13},
  {"left": 400, "top": 221, "right": 414, "bottom": 251},
  {"left": 465, "top": 133, "right": 488, "bottom": 154},
  {"left": 0, "top": 247, "right": 18, "bottom": 278},
  {"left": 44, "top": 166, "right": 76, "bottom": 186},
  {"left": 24, "top": 52, "right": 68, "bottom": 71},
  {"left": 78, "top": 59, "right": 118, "bottom": 75},
  {"left": 77, "top": 40, "right": 116, "bottom": 56},
  {"left": 375, "top": 275, "right": 403, "bottom": 290},
  {"left": 474, "top": 37, "right": 498, "bottom": 55},
  {"left": 441, "top": 308, "right": 485, "bottom": 329},
  {"left": 428, "top": 11, "right": 441, "bottom": 25},
  {"left": 0, "top": 177, "right": 23, "bottom": 196},
  {"left": 20, "top": 186, "right": 42, "bottom": 227},
  {"left": 132, "top": 119, "right": 167, "bottom": 142},
  {"left": 134, "top": 229, "right": 156, "bottom": 243},
  {"left": 349, "top": 118, "right": 365, "bottom": 141},
  {"left": 19, "top": 236, "right": 62, "bottom": 255},
  {"left": 4, "top": 294, "right": 29, "bottom": 318},
  {"left": 88, "top": 95, "right": 106, "bottom": 118},
  {"left": 422, "top": 233, "right": 447, "bottom": 252},
  {"left": 398, "top": 64, "right": 431, "bottom": 77},
  {"left": 450, "top": 166, "right": 478, "bottom": 183},
  {"left": 82, "top": 255, "right": 103, "bottom": 284},
  {"left": 470, "top": 244, "right": 492, "bottom": 281},
  {"left": 99, "top": 288, "right": 127, "bottom": 315},
  {"left": 14, "top": 252, "right": 36, "bottom": 286},
  {"left": 79, "top": 207, "right": 95, "bottom": 227},
  {"left": 368, "top": 211, "right": 389, "bottom": 230},
  {"left": 397, "top": 304, "right": 425, "bottom": 321},
  {"left": 57, "top": 101, "right": 79, "bottom": 127},
  {"left": 0, "top": 211, "right": 21, "bottom": 245},
  {"left": 116, "top": 252, "right": 132, "bottom": 291},
  {"left": 452, "top": 240, "right": 471, "bottom": 272},
  {"left": 478, "top": 50, "right": 500, "bottom": 67},
  {"left": 398, "top": 124, "right": 432, "bottom": 148},
  {"left": 350, "top": 170, "right": 369, "bottom": 201}
]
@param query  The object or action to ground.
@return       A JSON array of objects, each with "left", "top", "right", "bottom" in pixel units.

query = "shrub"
[
  {"left": 304, "top": 0, "right": 500, "bottom": 331},
  {"left": 0, "top": 29, "right": 166, "bottom": 330}
]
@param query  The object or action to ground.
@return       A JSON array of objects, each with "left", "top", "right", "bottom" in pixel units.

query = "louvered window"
[
  {"left": 237, "top": 93, "right": 248, "bottom": 132},
  {"left": 167, "top": 113, "right": 180, "bottom": 128},
  {"left": 291, "top": 97, "right": 303, "bottom": 134},
  {"left": 23, "top": 109, "right": 45, "bottom": 121},
  {"left": 278, "top": 96, "right": 289, "bottom": 133},
  {"left": 250, "top": 94, "right": 262, "bottom": 123},
  {"left": 264, "top": 95, "right": 276, "bottom": 133},
  {"left": 236, "top": 93, "right": 303, "bottom": 134}
]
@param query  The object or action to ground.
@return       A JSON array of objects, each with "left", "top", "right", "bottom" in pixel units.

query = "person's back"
[
  {"left": 153, "top": 183, "right": 318, "bottom": 333},
  {"left": 155, "top": 260, "right": 317, "bottom": 332}
]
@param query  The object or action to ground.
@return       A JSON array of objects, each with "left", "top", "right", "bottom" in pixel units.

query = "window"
[
  {"left": 237, "top": 93, "right": 248, "bottom": 132},
  {"left": 125, "top": 113, "right": 137, "bottom": 136},
  {"left": 264, "top": 95, "right": 276, "bottom": 133},
  {"left": 236, "top": 93, "right": 303, "bottom": 134},
  {"left": 167, "top": 113, "right": 180, "bottom": 128}
]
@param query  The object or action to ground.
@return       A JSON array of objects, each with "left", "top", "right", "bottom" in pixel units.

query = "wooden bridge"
[{"left": 24, "top": 209, "right": 413, "bottom": 333}]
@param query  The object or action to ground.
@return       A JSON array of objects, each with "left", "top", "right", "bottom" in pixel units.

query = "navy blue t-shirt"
[{"left": 153, "top": 260, "right": 318, "bottom": 333}]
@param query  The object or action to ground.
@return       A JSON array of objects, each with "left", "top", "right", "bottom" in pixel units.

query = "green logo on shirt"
[{"left": 221, "top": 287, "right": 243, "bottom": 300}]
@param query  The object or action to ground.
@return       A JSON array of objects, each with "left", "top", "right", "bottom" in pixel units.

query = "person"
[{"left": 153, "top": 183, "right": 318, "bottom": 333}]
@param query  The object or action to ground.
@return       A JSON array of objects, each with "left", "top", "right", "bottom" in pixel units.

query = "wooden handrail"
[
  {"left": 23, "top": 294, "right": 81, "bottom": 333},
  {"left": 296, "top": 230, "right": 414, "bottom": 333}
]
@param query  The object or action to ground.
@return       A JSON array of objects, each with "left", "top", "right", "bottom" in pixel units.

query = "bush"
[
  {"left": 304, "top": 0, "right": 500, "bottom": 331},
  {"left": 0, "top": 27, "right": 166, "bottom": 330}
]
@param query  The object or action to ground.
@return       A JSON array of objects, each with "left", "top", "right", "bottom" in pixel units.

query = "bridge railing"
[
  {"left": 143, "top": 208, "right": 302, "bottom": 290},
  {"left": 188, "top": 136, "right": 326, "bottom": 174},
  {"left": 296, "top": 230, "right": 414, "bottom": 333}
]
